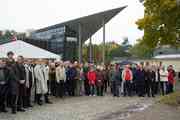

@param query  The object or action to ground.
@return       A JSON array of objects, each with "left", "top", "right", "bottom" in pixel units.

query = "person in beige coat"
[
  {"left": 56, "top": 61, "right": 66, "bottom": 98},
  {"left": 159, "top": 66, "right": 168, "bottom": 95}
]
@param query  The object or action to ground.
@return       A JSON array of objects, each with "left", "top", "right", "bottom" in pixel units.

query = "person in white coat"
[
  {"left": 159, "top": 66, "right": 168, "bottom": 95},
  {"left": 56, "top": 61, "right": 66, "bottom": 98},
  {"left": 34, "top": 60, "right": 52, "bottom": 105},
  {"left": 24, "top": 60, "right": 35, "bottom": 108}
]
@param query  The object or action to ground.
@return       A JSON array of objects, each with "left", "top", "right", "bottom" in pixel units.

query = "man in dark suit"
[
  {"left": 16, "top": 56, "right": 26, "bottom": 112},
  {"left": 0, "top": 59, "right": 9, "bottom": 113},
  {"left": 6, "top": 51, "right": 20, "bottom": 114}
]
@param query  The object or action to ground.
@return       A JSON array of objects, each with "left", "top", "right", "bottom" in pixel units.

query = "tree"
[
  {"left": 129, "top": 39, "right": 153, "bottom": 58},
  {"left": 136, "top": 0, "right": 180, "bottom": 48},
  {"left": 82, "top": 44, "right": 103, "bottom": 63},
  {"left": 0, "top": 30, "right": 13, "bottom": 44},
  {"left": 82, "top": 41, "right": 132, "bottom": 63}
]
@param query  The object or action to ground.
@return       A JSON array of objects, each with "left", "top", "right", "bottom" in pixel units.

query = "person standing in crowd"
[
  {"left": 154, "top": 66, "right": 160, "bottom": 95},
  {"left": 144, "top": 62, "right": 152, "bottom": 97},
  {"left": 96, "top": 66, "right": 104, "bottom": 96},
  {"left": 83, "top": 63, "right": 90, "bottom": 96},
  {"left": 131, "top": 65, "right": 137, "bottom": 95},
  {"left": 159, "top": 66, "right": 168, "bottom": 95},
  {"left": 87, "top": 65, "right": 96, "bottom": 96},
  {"left": 134, "top": 64, "right": 145, "bottom": 97},
  {"left": 167, "top": 65, "right": 176, "bottom": 94},
  {"left": 49, "top": 61, "right": 56, "bottom": 96},
  {"left": 74, "top": 61, "right": 81, "bottom": 96},
  {"left": 34, "top": 59, "right": 52, "bottom": 105},
  {"left": 24, "top": 59, "right": 34, "bottom": 108},
  {"left": 103, "top": 65, "right": 109, "bottom": 93},
  {"left": 114, "top": 64, "right": 122, "bottom": 97},
  {"left": 122, "top": 64, "right": 133, "bottom": 97},
  {"left": 64, "top": 61, "right": 70, "bottom": 96},
  {"left": 0, "top": 59, "right": 9, "bottom": 113},
  {"left": 43, "top": 60, "right": 52, "bottom": 104},
  {"left": 56, "top": 61, "right": 66, "bottom": 98},
  {"left": 67, "top": 63, "right": 77, "bottom": 96},
  {"left": 16, "top": 56, "right": 26, "bottom": 112},
  {"left": 79, "top": 63, "right": 85, "bottom": 96},
  {"left": 6, "top": 51, "right": 19, "bottom": 114},
  {"left": 148, "top": 65, "right": 156, "bottom": 97},
  {"left": 109, "top": 64, "right": 116, "bottom": 96}
]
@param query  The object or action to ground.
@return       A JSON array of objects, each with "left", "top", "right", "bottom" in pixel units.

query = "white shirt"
[{"left": 160, "top": 69, "right": 168, "bottom": 82}]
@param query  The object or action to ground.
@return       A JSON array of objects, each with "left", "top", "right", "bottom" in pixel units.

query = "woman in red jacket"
[
  {"left": 87, "top": 66, "right": 96, "bottom": 96},
  {"left": 167, "top": 65, "right": 176, "bottom": 94}
]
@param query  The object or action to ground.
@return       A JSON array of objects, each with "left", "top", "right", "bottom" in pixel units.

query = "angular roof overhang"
[{"left": 35, "top": 6, "right": 127, "bottom": 43}]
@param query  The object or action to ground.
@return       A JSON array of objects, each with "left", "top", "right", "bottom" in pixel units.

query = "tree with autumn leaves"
[
  {"left": 136, "top": 0, "right": 180, "bottom": 48},
  {"left": 82, "top": 39, "right": 132, "bottom": 63}
]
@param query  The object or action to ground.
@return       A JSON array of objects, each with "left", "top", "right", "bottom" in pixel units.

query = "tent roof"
[
  {"left": 0, "top": 40, "right": 61, "bottom": 59},
  {"left": 154, "top": 54, "right": 180, "bottom": 59},
  {"left": 34, "top": 6, "right": 127, "bottom": 43}
]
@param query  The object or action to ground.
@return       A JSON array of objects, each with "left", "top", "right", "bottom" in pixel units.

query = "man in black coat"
[
  {"left": 6, "top": 52, "right": 20, "bottom": 114},
  {"left": 114, "top": 65, "right": 122, "bottom": 97},
  {"left": 135, "top": 64, "right": 146, "bottom": 97},
  {"left": 15, "top": 56, "right": 26, "bottom": 112},
  {"left": 0, "top": 59, "right": 9, "bottom": 113},
  {"left": 144, "top": 65, "right": 156, "bottom": 97}
]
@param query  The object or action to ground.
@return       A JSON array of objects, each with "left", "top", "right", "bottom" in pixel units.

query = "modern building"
[{"left": 30, "top": 6, "right": 127, "bottom": 62}]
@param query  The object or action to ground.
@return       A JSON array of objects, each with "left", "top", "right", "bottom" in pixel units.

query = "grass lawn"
[
  {"left": 159, "top": 80, "right": 180, "bottom": 106},
  {"left": 159, "top": 91, "right": 180, "bottom": 106}
]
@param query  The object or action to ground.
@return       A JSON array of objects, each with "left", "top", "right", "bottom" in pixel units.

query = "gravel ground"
[
  {"left": 126, "top": 103, "right": 180, "bottom": 120},
  {"left": 0, "top": 96, "right": 154, "bottom": 120},
  {"left": 0, "top": 95, "right": 179, "bottom": 120}
]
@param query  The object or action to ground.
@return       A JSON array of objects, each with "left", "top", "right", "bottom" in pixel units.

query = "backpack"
[{"left": 125, "top": 69, "right": 131, "bottom": 80}]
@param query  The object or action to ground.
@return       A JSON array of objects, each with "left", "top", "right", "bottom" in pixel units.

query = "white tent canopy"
[
  {"left": 0, "top": 40, "right": 61, "bottom": 59},
  {"left": 154, "top": 54, "right": 180, "bottom": 59}
]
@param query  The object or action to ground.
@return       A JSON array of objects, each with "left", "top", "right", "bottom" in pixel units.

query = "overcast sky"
[{"left": 0, "top": 0, "right": 144, "bottom": 44}]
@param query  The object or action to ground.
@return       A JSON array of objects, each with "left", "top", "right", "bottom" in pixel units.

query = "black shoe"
[
  {"left": 17, "top": 108, "right": 26, "bottom": 112},
  {"left": 12, "top": 107, "right": 17, "bottom": 114},
  {"left": 45, "top": 101, "right": 53, "bottom": 104},
  {"left": 23, "top": 106, "right": 28, "bottom": 109},
  {"left": 12, "top": 110, "right": 16, "bottom": 114},
  {"left": 1, "top": 109, "right": 8, "bottom": 113},
  {"left": 38, "top": 102, "right": 43, "bottom": 106},
  {"left": 12, "top": 109, "right": 16, "bottom": 114},
  {"left": 28, "top": 104, "right": 33, "bottom": 107}
]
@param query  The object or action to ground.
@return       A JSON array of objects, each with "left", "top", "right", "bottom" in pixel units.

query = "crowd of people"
[{"left": 0, "top": 51, "right": 177, "bottom": 114}]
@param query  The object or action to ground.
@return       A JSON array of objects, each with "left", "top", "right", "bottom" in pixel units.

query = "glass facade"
[{"left": 31, "top": 26, "right": 78, "bottom": 60}]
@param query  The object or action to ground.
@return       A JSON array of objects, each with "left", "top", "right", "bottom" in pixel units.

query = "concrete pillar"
[
  {"left": 102, "top": 20, "right": 106, "bottom": 65},
  {"left": 89, "top": 37, "right": 93, "bottom": 63},
  {"left": 78, "top": 23, "right": 82, "bottom": 63}
]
